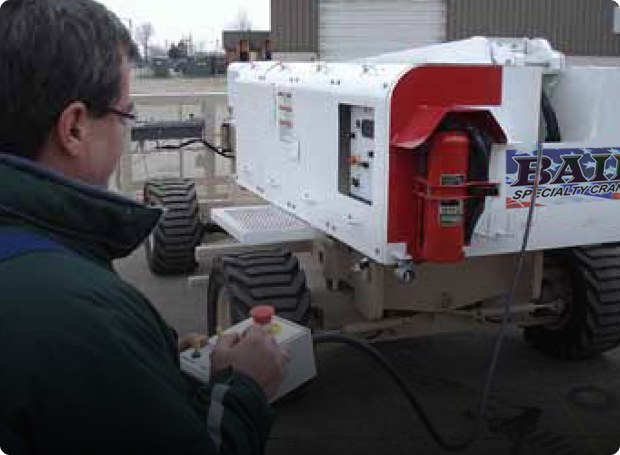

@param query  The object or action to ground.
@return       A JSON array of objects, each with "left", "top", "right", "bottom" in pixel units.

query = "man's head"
[{"left": 0, "top": 0, "right": 138, "bottom": 185}]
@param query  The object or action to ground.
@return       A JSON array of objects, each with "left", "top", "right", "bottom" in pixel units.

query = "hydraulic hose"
[
  {"left": 541, "top": 92, "right": 561, "bottom": 142},
  {"left": 313, "top": 332, "right": 478, "bottom": 451},
  {"left": 156, "top": 138, "right": 234, "bottom": 159},
  {"left": 476, "top": 139, "right": 544, "bottom": 421}
]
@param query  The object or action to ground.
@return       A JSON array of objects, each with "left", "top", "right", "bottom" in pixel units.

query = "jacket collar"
[{"left": 0, "top": 153, "right": 162, "bottom": 262}]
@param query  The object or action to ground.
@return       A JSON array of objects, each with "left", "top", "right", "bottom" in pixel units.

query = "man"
[{"left": 0, "top": 0, "right": 288, "bottom": 454}]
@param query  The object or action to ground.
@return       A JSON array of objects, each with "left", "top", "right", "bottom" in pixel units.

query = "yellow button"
[{"left": 267, "top": 323, "right": 282, "bottom": 335}]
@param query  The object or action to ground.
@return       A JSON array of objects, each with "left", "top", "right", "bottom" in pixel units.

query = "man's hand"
[
  {"left": 181, "top": 327, "right": 290, "bottom": 399},
  {"left": 210, "top": 332, "right": 241, "bottom": 373},
  {"left": 224, "top": 326, "right": 290, "bottom": 399}
]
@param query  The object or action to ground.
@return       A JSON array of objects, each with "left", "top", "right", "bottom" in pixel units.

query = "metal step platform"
[{"left": 210, "top": 205, "right": 320, "bottom": 245}]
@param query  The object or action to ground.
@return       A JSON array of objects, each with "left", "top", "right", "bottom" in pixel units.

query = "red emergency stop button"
[{"left": 251, "top": 305, "right": 275, "bottom": 324}]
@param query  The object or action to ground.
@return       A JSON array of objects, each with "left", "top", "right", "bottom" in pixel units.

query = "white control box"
[
  {"left": 180, "top": 316, "right": 316, "bottom": 402},
  {"left": 180, "top": 342, "right": 214, "bottom": 382}
]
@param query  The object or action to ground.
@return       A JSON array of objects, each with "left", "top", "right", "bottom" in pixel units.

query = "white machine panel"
[
  {"left": 228, "top": 39, "right": 620, "bottom": 264},
  {"left": 230, "top": 61, "right": 403, "bottom": 264}
]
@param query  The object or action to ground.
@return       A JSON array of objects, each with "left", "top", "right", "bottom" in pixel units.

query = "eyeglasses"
[{"left": 106, "top": 106, "right": 137, "bottom": 128}]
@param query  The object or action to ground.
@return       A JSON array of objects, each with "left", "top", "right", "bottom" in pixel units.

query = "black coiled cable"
[
  {"left": 156, "top": 138, "right": 234, "bottom": 159},
  {"left": 312, "top": 332, "right": 478, "bottom": 451}
]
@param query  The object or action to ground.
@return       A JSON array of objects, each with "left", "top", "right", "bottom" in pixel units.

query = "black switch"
[
  {"left": 351, "top": 177, "right": 360, "bottom": 188},
  {"left": 361, "top": 119, "right": 374, "bottom": 139}
]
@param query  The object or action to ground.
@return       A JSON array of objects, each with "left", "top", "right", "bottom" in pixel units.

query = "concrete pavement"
[{"left": 115, "top": 248, "right": 620, "bottom": 455}]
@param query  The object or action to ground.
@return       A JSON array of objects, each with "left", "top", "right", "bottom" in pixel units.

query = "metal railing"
[{"left": 113, "top": 92, "right": 233, "bottom": 204}]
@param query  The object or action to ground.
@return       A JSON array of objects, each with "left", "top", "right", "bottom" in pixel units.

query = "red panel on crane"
[
  {"left": 390, "top": 65, "right": 503, "bottom": 149},
  {"left": 387, "top": 65, "right": 503, "bottom": 258}
]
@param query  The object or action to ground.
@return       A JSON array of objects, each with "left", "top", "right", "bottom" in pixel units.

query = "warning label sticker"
[
  {"left": 506, "top": 148, "right": 620, "bottom": 209},
  {"left": 277, "top": 91, "right": 294, "bottom": 142}
]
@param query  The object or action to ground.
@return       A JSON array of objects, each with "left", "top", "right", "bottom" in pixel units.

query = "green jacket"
[{"left": 0, "top": 154, "right": 273, "bottom": 455}]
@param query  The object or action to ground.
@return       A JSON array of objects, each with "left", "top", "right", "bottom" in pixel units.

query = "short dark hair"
[{"left": 0, "top": 0, "right": 139, "bottom": 160}]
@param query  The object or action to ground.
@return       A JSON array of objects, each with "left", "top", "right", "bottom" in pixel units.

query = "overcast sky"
[{"left": 0, "top": 0, "right": 270, "bottom": 51}]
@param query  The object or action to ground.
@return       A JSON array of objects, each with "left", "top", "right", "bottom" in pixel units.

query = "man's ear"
[{"left": 55, "top": 101, "right": 90, "bottom": 157}]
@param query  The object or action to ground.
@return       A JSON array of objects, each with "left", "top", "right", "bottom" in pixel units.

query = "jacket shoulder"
[{"left": 0, "top": 250, "right": 159, "bottom": 332}]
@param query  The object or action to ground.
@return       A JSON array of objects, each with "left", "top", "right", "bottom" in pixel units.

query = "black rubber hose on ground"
[{"left": 312, "top": 332, "right": 478, "bottom": 451}]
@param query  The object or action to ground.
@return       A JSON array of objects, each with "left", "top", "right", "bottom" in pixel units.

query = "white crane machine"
[{"left": 191, "top": 37, "right": 620, "bottom": 360}]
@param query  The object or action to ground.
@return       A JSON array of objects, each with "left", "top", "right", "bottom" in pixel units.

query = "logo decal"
[{"left": 506, "top": 148, "right": 620, "bottom": 209}]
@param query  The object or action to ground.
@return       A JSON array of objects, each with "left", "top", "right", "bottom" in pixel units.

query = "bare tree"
[
  {"left": 135, "top": 22, "right": 155, "bottom": 61},
  {"left": 229, "top": 8, "right": 252, "bottom": 31}
]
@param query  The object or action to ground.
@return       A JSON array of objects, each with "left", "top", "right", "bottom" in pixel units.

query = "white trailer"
[{"left": 149, "top": 38, "right": 620, "bottom": 359}]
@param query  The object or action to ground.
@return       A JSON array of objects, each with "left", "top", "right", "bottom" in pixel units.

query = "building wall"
[
  {"left": 271, "top": 0, "right": 620, "bottom": 57},
  {"left": 222, "top": 31, "right": 271, "bottom": 51},
  {"left": 271, "top": 0, "right": 318, "bottom": 52},
  {"left": 318, "top": 0, "right": 446, "bottom": 61},
  {"left": 447, "top": 0, "right": 620, "bottom": 56}
]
